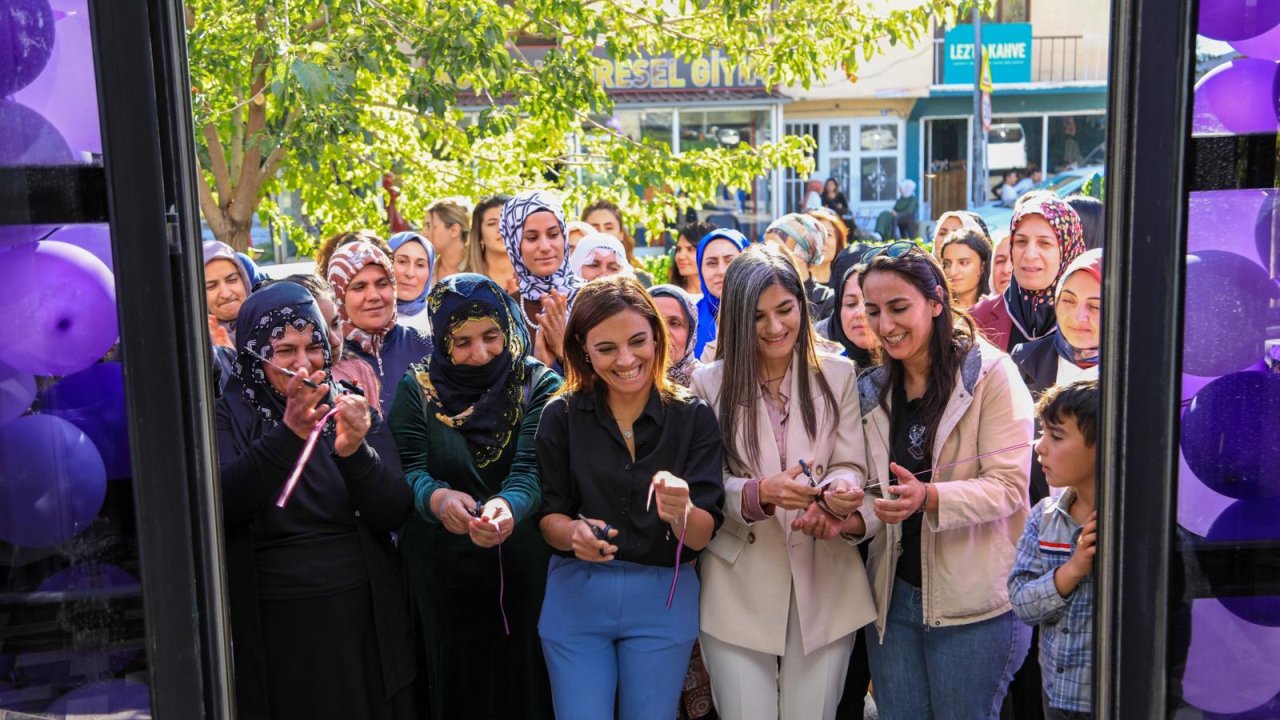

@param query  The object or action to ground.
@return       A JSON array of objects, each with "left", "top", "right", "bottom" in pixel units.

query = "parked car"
[
  {"left": 987, "top": 123, "right": 1028, "bottom": 171},
  {"left": 969, "top": 165, "right": 1105, "bottom": 234}
]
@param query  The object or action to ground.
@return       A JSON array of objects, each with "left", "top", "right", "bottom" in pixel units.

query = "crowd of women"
[{"left": 203, "top": 184, "right": 1104, "bottom": 720}]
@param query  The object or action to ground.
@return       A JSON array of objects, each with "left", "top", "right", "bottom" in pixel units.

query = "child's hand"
[{"left": 1070, "top": 512, "right": 1097, "bottom": 572}]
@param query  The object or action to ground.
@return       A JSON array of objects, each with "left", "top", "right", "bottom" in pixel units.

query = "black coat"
[
  {"left": 217, "top": 381, "right": 416, "bottom": 719},
  {"left": 1009, "top": 335, "right": 1060, "bottom": 505}
]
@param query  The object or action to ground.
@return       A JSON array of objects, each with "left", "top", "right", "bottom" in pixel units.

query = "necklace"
[{"left": 622, "top": 429, "right": 634, "bottom": 440}]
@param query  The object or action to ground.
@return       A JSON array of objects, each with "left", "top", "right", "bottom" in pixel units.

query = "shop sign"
[{"left": 943, "top": 23, "right": 1032, "bottom": 84}]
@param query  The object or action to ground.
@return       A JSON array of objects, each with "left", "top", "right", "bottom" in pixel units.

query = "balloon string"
[
  {"left": 864, "top": 441, "right": 1035, "bottom": 492},
  {"left": 497, "top": 538, "right": 510, "bottom": 636},
  {"left": 276, "top": 406, "right": 343, "bottom": 508}
]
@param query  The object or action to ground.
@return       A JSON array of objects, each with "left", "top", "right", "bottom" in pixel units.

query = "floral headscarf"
[
  {"left": 327, "top": 240, "right": 398, "bottom": 358},
  {"left": 413, "top": 273, "right": 530, "bottom": 467},
  {"left": 569, "top": 233, "right": 634, "bottom": 278},
  {"left": 1005, "top": 192, "right": 1086, "bottom": 342},
  {"left": 387, "top": 231, "right": 436, "bottom": 318},
  {"left": 232, "top": 282, "right": 334, "bottom": 428},
  {"left": 766, "top": 213, "right": 827, "bottom": 266},
  {"left": 499, "top": 190, "right": 582, "bottom": 303},
  {"left": 649, "top": 284, "right": 701, "bottom": 387}
]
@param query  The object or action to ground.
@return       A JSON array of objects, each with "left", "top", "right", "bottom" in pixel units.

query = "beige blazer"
[
  {"left": 858, "top": 340, "right": 1034, "bottom": 638},
  {"left": 691, "top": 353, "right": 876, "bottom": 657}
]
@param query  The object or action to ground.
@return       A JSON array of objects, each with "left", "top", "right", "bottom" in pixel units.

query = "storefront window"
[
  {"left": 1047, "top": 113, "right": 1106, "bottom": 171},
  {"left": 859, "top": 123, "right": 900, "bottom": 203},
  {"left": 0, "top": 0, "right": 152, "bottom": 714},
  {"left": 682, "top": 108, "right": 774, "bottom": 240},
  {"left": 924, "top": 117, "right": 969, "bottom": 218},
  {"left": 610, "top": 109, "right": 675, "bottom": 149}
]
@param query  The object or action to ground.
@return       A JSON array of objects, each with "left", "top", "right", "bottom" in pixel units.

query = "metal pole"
[{"left": 971, "top": 6, "right": 985, "bottom": 207}]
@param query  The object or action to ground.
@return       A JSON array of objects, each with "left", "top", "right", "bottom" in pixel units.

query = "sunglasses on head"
[{"left": 863, "top": 241, "right": 919, "bottom": 262}]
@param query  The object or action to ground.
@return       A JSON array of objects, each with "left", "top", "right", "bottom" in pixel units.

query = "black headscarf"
[
  {"left": 412, "top": 273, "right": 530, "bottom": 468},
  {"left": 828, "top": 264, "right": 875, "bottom": 369},
  {"left": 232, "top": 282, "right": 335, "bottom": 427}
]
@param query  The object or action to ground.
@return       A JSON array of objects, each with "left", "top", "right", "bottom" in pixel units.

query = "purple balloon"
[
  {"left": 45, "top": 678, "right": 150, "bottom": 719},
  {"left": 36, "top": 562, "right": 139, "bottom": 593},
  {"left": 0, "top": 100, "right": 72, "bottom": 166},
  {"left": 39, "top": 362, "right": 130, "bottom": 479},
  {"left": 1206, "top": 689, "right": 1280, "bottom": 719},
  {"left": 0, "top": 358, "right": 35, "bottom": 422},
  {"left": 0, "top": 239, "right": 117, "bottom": 377},
  {"left": 1188, "top": 189, "right": 1272, "bottom": 266},
  {"left": 1181, "top": 371, "right": 1280, "bottom": 500},
  {"left": 1255, "top": 194, "right": 1279, "bottom": 276},
  {"left": 47, "top": 223, "right": 113, "bottom": 270},
  {"left": 1199, "top": 0, "right": 1280, "bottom": 42},
  {"left": 0, "top": 223, "right": 58, "bottom": 248},
  {"left": 1231, "top": 21, "right": 1280, "bottom": 62},
  {"left": 0, "top": 0, "right": 55, "bottom": 97},
  {"left": 0, "top": 413, "right": 105, "bottom": 547},
  {"left": 1181, "top": 599, "right": 1280, "bottom": 714},
  {"left": 1183, "top": 251, "right": 1278, "bottom": 377},
  {"left": 10, "top": 0, "right": 102, "bottom": 158},
  {"left": 1178, "top": 448, "right": 1235, "bottom": 536},
  {"left": 1192, "top": 59, "right": 1280, "bottom": 136}
]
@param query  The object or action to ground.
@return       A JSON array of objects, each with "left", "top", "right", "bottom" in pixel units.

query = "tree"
[{"left": 187, "top": 0, "right": 968, "bottom": 253}]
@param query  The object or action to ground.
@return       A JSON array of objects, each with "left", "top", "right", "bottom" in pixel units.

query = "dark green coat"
[{"left": 388, "top": 359, "right": 561, "bottom": 720}]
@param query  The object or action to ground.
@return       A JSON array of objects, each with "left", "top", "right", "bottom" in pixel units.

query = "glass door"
[{"left": 0, "top": 0, "right": 231, "bottom": 716}]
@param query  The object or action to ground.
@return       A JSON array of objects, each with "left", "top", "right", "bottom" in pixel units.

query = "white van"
[{"left": 987, "top": 123, "right": 1028, "bottom": 171}]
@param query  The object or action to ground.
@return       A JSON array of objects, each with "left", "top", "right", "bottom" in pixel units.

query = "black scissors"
[
  {"left": 246, "top": 347, "right": 365, "bottom": 397},
  {"left": 577, "top": 513, "right": 614, "bottom": 557}
]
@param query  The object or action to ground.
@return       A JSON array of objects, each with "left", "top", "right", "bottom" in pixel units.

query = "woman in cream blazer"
[{"left": 690, "top": 245, "right": 876, "bottom": 720}]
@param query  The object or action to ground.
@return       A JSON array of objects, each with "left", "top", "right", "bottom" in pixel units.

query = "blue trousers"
[
  {"left": 866, "top": 578, "right": 1031, "bottom": 720},
  {"left": 539, "top": 556, "right": 699, "bottom": 720}
]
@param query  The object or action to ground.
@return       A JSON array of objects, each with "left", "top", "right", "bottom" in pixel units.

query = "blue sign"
[{"left": 943, "top": 23, "right": 1032, "bottom": 85}]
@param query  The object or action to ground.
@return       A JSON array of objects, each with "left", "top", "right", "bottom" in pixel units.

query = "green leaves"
[{"left": 189, "top": 0, "right": 954, "bottom": 251}]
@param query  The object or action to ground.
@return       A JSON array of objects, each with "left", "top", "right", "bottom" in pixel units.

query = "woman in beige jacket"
[
  {"left": 691, "top": 245, "right": 876, "bottom": 720},
  {"left": 856, "top": 244, "right": 1035, "bottom": 720}
]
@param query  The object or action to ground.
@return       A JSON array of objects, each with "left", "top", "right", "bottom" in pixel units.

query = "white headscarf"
[
  {"left": 898, "top": 179, "right": 917, "bottom": 197},
  {"left": 568, "top": 233, "right": 633, "bottom": 278}
]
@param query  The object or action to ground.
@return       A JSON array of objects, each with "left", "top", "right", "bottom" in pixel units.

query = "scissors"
[
  {"left": 245, "top": 347, "right": 365, "bottom": 397},
  {"left": 577, "top": 513, "right": 614, "bottom": 557}
]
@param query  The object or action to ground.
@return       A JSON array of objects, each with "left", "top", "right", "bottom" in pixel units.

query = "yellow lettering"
[
  {"left": 631, "top": 59, "right": 649, "bottom": 88},
  {"left": 595, "top": 62, "right": 615, "bottom": 89},
  {"left": 669, "top": 58, "right": 687, "bottom": 88},
  {"left": 691, "top": 58, "right": 711, "bottom": 87},
  {"left": 615, "top": 61, "right": 632, "bottom": 88}
]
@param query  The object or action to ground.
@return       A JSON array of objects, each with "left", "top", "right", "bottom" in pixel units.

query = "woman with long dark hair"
[
  {"left": 938, "top": 229, "right": 993, "bottom": 311},
  {"left": 468, "top": 194, "right": 517, "bottom": 294},
  {"left": 388, "top": 273, "right": 561, "bottom": 719},
  {"left": 691, "top": 244, "right": 873, "bottom": 720},
  {"left": 856, "top": 244, "right": 1034, "bottom": 720},
  {"left": 535, "top": 276, "right": 724, "bottom": 720},
  {"left": 669, "top": 221, "right": 716, "bottom": 298}
]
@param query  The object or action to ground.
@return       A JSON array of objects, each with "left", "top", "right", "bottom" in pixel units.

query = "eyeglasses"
[{"left": 862, "top": 241, "right": 919, "bottom": 262}]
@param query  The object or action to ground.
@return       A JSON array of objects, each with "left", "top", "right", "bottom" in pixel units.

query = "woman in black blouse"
[
  {"left": 535, "top": 275, "right": 725, "bottom": 720},
  {"left": 217, "top": 282, "right": 415, "bottom": 720}
]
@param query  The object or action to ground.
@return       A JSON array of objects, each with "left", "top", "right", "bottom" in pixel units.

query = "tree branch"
[
  {"left": 196, "top": 168, "right": 230, "bottom": 240},
  {"left": 202, "top": 123, "right": 233, "bottom": 205}
]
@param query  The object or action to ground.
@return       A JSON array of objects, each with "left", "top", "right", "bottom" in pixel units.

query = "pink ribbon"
[
  {"left": 648, "top": 474, "right": 690, "bottom": 610},
  {"left": 864, "top": 440, "right": 1036, "bottom": 493},
  {"left": 276, "top": 406, "right": 343, "bottom": 508}
]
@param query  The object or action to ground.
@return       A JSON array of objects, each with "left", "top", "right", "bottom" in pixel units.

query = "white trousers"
[{"left": 699, "top": 587, "right": 855, "bottom": 720}]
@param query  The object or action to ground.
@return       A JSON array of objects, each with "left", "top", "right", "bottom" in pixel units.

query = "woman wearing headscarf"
[
  {"left": 388, "top": 273, "right": 562, "bottom": 720},
  {"left": 205, "top": 240, "right": 253, "bottom": 393},
  {"left": 568, "top": 232, "right": 635, "bottom": 282},
  {"left": 764, "top": 213, "right": 835, "bottom": 322},
  {"left": 328, "top": 240, "right": 432, "bottom": 413},
  {"left": 874, "top": 179, "right": 919, "bottom": 240},
  {"left": 970, "top": 192, "right": 1086, "bottom": 352},
  {"left": 387, "top": 231, "right": 436, "bottom": 335},
  {"left": 822, "top": 264, "right": 881, "bottom": 374},
  {"left": 694, "top": 228, "right": 750, "bottom": 361},
  {"left": 500, "top": 190, "right": 583, "bottom": 369},
  {"left": 930, "top": 211, "right": 988, "bottom": 258},
  {"left": 649, "top": 285, "right": 701, "bottom": 388},
  {"left": 217, "top": 282, "right": 416, "bottom": 720}
]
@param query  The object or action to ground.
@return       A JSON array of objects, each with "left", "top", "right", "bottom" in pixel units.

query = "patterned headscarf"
[
  {"left": 327, "top": 240, "right": 398, "bottom": 358},
  {"left": 232, "top": 282, "right": 334, "bottom": 427},
  {"left": 499, "top": 190, "right": 582, "bottom": 303},
  {"left": 413, "top": 273, "right": 530, "bottom": 467},
  {"left": 569, "top": 233, "right": 634, "bottom": 278},
  {"left": 766, "top": 213, "right": 827, "bottom": 266},
  {"left": 1005, "top": 192, "right": 1086, "bottom": 342},
  {"left": 1053, "top": 248, "right": 1103, "bottom": 368},
  {"left": 388, "top": 231, "right": 436, "bottom": 318},
  {"left": 649, "top": 284, "right": 701, "bottom": 387}
]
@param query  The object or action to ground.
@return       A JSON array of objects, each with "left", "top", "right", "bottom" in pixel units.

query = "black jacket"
[{"left": 1009, "top": 335, "right": 1060, "bottom": 505}]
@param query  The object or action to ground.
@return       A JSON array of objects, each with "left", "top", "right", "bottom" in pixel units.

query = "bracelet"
[{"left": 915, "top": 484, "right": 931, "bottom": 516}]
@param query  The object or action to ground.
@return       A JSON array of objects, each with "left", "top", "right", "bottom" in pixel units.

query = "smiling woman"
[{"left": 327, "top": 239, "right": 432, "bottom": 411}]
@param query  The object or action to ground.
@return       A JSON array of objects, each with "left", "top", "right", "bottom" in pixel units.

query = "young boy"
[{"left": 1008, "top": 379, "right": 1099, "bottom": 720}]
